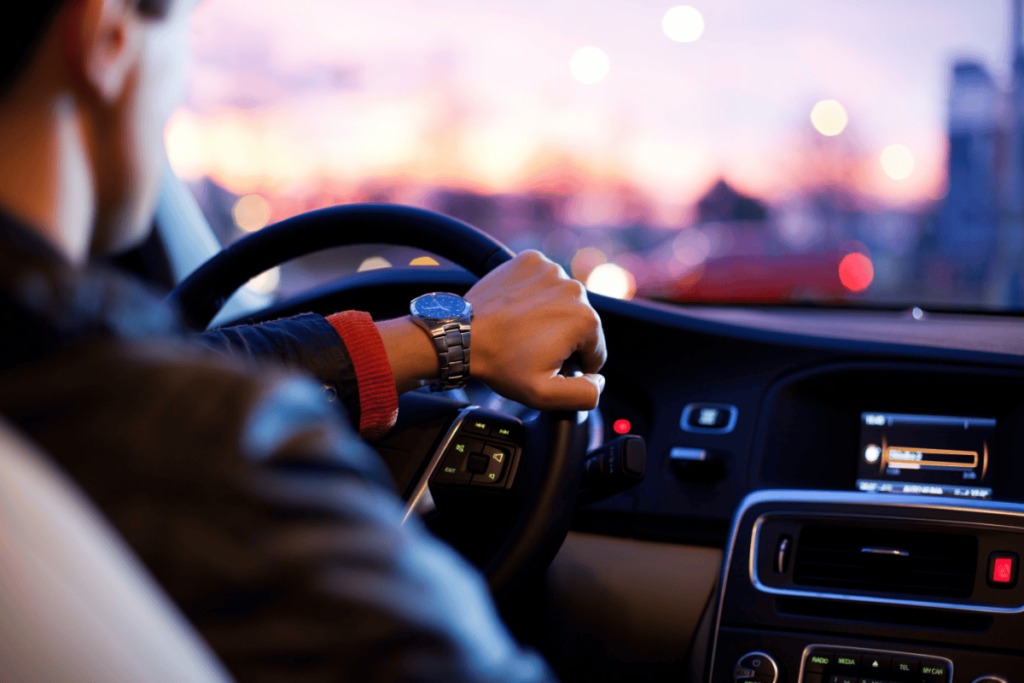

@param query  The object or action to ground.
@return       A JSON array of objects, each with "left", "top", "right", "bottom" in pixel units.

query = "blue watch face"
[{"left": 412, "top": 292, "right": 468, "bottom": 321}]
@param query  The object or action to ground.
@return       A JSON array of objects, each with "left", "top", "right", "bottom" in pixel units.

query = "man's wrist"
[{"left": 377, "top": 316, "right": 441, "bottom": 393}]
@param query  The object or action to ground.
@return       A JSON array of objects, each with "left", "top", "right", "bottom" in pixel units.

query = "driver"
[{"left": 0, "top": 1, "right": 607, "bottom": 681}]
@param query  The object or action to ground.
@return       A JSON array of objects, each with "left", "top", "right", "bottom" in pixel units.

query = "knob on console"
[
  {"left": 734, "top": 651, "right": 779, "bottom": 683},
  {"left": 971, "top": 677, "right": 1008, "bottom": 683}
]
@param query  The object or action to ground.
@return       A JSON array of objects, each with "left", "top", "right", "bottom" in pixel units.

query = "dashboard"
[{"left": 579, "top": 295, "right": 1024, "bottom": 683}]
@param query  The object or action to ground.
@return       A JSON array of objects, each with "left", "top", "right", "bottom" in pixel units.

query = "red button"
[
  {"left": 988, "top": 552, "right": 1019, "bottom": 588},
  {"left": 994, "top": 558, "right": 1013, "bottom": 583}
]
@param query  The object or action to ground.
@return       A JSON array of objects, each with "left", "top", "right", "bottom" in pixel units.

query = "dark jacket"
[{"left": 0, "top": 215, "right": 554, "bottom": 683}]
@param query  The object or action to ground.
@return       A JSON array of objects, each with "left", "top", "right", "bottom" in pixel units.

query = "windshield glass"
[{"left": 170, "top": 0, "right": 1014, "bottom": 311}]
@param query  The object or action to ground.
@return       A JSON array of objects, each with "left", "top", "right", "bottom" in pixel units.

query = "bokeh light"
[
  {"left": 810, "top": 100, "right": 849, "bottom": 137},
  {"left": 662, "top": 6, "right": 705, "bottom": 43},
  {"left": 571, "top": 247, "right": 608, "bottom": 281},
  {"left": 613, "top": 419, "right": 632, "bottom": 434},
  {"left": 586, "top": 262, "right": 636, "bottom": 299},
  {"left": 673, "top": 228, "right": 712, "bottom": 267},
  {"left": 232, "top": 194, "right": 272, "bottom": 232},
  {"left": 570, "top": 47, "right": 611, "bottom": 84},
  {"left": 246, "top": 266, "right": 281, "bottom": 295},
  {"left": 880, "top": 144, "right": 915, "bottom": 180},
  {"left": 838, "top": 253, "right": 874, "bottom": 292}
]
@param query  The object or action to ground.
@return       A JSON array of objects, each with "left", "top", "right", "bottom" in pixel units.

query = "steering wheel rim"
[
  {"left": 167, "top": 203, "right": 588, "bottom": 596},
  {"left": 167, "top": 203, "right": 515, "bottom": 331}
]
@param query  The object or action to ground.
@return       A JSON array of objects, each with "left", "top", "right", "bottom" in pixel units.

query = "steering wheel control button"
[
  {"left": 462, "top": 418, "right": 492, "bottom": 436},
  {"left": 805, "top": 652, "right": 833, "bottom": 672},
  {"left": 681, "top": 402, "right": 738, "bottom": 434},
  {"left": 466, "top": 453, "right": 489, "bottom": 474},
  {"left": 891, "top": 657, "right": 919, "bottom": 674},
  {"left": 988, "top": 551, "right": 1019, "bottom": 588},
  {"left": 493, "top": 426, "right": 513, "bottom": 440},
  {"left": 433, "top": 437, "right": 485, "bottom": 485},
  {"left": 734, "top": 652, "right": 777, "bottom": 683},
  {"left": 471, "top": 445, "right": 508, "bottom": 485}
]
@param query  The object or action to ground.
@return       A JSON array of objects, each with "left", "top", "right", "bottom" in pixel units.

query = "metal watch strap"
[{"left": 431, "top": 321, "right": 471, "bottom": 391}]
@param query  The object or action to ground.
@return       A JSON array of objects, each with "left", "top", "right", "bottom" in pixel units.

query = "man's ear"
[{"left": 65, "top": 0, "right": 144, "bottom": 104}]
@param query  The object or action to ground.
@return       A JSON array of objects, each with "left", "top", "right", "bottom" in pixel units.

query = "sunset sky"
[{"left": 166, "top": 0, "right": 1009, "bottom": 222}]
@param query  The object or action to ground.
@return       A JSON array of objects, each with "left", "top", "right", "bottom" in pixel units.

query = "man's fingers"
[
  {"left": 532, "top": 373, "right": 605, "bottom": 411},
  {"left": 576, "top": 325, "right": 607, "bottom": 374}
]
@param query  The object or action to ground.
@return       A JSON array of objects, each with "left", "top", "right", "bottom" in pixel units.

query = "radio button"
[{"left": 805, "top": 652, "right": 833, "bottom": 672}]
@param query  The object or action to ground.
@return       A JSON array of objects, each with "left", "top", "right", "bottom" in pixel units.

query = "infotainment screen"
[{"left": 855, "top": 412, "right": 994, "bottom": 499}]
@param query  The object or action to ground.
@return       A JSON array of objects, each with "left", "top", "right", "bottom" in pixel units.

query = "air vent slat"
[{"left": 792, "top": 525, "right": 978, "bottom": 599}]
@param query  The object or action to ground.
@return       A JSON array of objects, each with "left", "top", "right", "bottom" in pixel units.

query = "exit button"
[{"left": 988, "top": 552, "right": 1019, "bottom": 588}]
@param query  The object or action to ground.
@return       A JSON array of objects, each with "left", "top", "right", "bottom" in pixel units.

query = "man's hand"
[
  {"left": 465, "top": 250, "right": 606, "bottom": 411},
  {"left": 377, "top": 251, "right": 606, "bottom": 411}
]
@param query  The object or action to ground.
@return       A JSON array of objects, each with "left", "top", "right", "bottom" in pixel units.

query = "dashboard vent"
[{"left": 792, "top": 525, "right": 978, "bottom": 598}]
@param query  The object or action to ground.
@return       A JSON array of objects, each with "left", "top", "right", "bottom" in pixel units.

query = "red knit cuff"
[{"left": 325, "top": 311, "right": 399, "bottom": 441}]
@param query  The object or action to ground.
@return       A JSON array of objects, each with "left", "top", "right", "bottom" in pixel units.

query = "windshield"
[{"left": 169, "top": 0, "right": 1014, "bottom": 311}]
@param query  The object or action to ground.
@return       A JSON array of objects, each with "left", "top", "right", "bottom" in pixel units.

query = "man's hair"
[{"left": 0, "top": 0, "right": 174, "bottom": 98}]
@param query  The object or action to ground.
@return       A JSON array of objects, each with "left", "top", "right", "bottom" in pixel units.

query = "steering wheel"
[{"left": 166, "top": 203, "right": 591, "bottom": 597}]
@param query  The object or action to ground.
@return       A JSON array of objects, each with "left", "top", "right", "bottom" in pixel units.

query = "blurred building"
[
  {"left": 939, "top": 60, "right": 999, "bottom": 287},
  {"left": 987, "top": 0, "right": 1024, "bottom": 306}
]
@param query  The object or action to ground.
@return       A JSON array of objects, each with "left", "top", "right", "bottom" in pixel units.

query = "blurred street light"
[
  {"left": 810, "top": 100, "right": 848, "bottom": 136},
  {"left": 662, "top": 6, "right": 705, "bottom": 43}
]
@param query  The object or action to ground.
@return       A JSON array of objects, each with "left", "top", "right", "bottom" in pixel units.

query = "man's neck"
[{"left": 0, "top": 71, "right": 95, "bottom": 266}]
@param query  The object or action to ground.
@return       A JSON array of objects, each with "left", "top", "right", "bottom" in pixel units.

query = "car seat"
[{"left": 0, "top": 418, "right": 233, "bottom": 683}]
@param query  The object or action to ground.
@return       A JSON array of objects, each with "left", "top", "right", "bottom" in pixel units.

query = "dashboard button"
[
  {"left": 802, "top": 675, "right": 822, "bottom": 683},
  {"left": 805, "top": 652, "right": 833, "bottom": 672},
  {"left": 921, "top": 661, "right": 949, "bottom": 683},
  {"left": 988, "top": 552, "right": 1019, "bottom": 588},
  {"left": 738, "top": 653, "right": 775, "bottom": 677},
  {"left": 834, "top": 653, "right": 861, "bottom": 668},
  {"left": 681, "top": 403, "right": 738, "bottom": 433},
  {"left": 862, "top": 655, "right": 890, "bottom": 672},
  {"left": 828, "top": 675, "right": 857, "bottom": 683},
  {"left": 890, "top": 657, "right": 919, "bottom": 675},
  {"left": 734, "top": 652, "right": 777, "bottom": 683}
]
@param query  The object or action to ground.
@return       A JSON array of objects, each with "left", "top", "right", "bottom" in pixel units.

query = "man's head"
[{"left": 0, "top": 0, "right": 195, "bottom": 261}]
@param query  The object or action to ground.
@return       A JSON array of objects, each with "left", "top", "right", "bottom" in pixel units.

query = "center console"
[{"left": 701, "top": 361, "right": 1024, "bottom": 682}]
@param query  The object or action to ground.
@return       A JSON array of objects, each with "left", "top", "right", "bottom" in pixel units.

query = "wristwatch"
[{"left": 409, "top": 292, "right": 473, "bottom": 391}]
